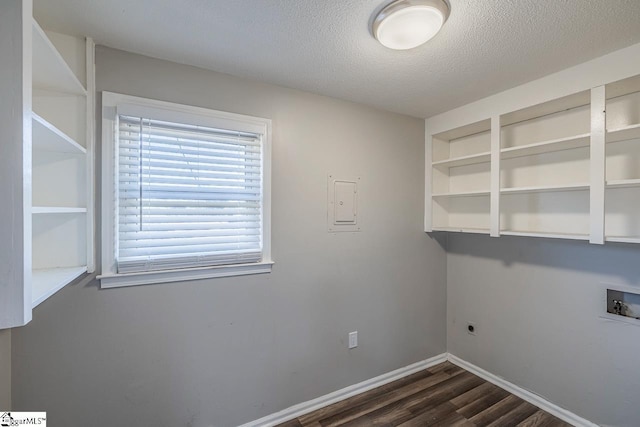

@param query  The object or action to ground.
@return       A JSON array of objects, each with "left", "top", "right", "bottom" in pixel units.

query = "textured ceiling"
[{"left": 34, "top": 0, "right": 640, "bottom": 118}]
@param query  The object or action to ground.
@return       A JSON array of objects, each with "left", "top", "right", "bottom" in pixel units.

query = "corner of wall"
[{"left": 0, "top": 329, "right": 10, "bottom": 409}]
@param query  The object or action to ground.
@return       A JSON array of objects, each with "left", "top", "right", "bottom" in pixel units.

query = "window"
[{"left": 99, "top": 92, "right": 272, "bottom": 288}]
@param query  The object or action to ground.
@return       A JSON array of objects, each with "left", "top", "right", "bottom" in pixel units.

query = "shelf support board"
[
  {"left": 0, "top": 0, "right": 33, "bottom": 328},
  {"left": 490, "top": 116, "right": 501, "bottom": 237},
  {"left": 424, "top": 128, "right": 433, "bottom": 232},
  {"left": 590, "top": 86, "right": 606, "bottom": 245}
]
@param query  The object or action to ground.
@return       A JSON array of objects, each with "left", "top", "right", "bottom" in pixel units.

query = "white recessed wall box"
[{"left": 328, "top": 175, "right": 360, "bottom": 232}]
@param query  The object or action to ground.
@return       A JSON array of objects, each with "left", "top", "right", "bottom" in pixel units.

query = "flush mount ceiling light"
[{"left": 372, "top": 0, "right": 450, "bottom": 50}]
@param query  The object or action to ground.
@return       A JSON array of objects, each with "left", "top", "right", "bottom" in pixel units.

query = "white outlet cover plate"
[{"left": 348, "top": 331, "right": 358, "bottom": 348}]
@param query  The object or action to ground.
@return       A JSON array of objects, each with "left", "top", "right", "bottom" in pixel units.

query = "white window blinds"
[{"left": 117, "top": 114, "right": 263, "bottom": 274}]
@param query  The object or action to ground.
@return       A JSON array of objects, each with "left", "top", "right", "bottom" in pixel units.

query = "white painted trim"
[
  {"left": 241, "top": 352, "right": 598, "bottom": 427},
  {"left": 424, "top": 125, "right": 433, "bottom": 232},
  {"left": 0, "top": 0, "right": 33, "bottom": 329},
  {"left": 589, "top": 86, "right": 605, "bottom": 245},
  {"left": 106, "top": 92, "right": 270, "bottom": 134},
  {"left": 490, "top": 115, "right": 500, "bottom": 237},
  {"left": 100, "top": 91, "right": 272, "bottom": 286},
  {"left": 98, "top": 261, "right": 273, "bottom": 289},
  {"left": 85, "top": 36, "right": 96, "bottom": 273},
  {"left": 447, "top": 354, "right": 598, "bottom": 427},
  {"left": 22, "top": 0, "right": 33, "bottom": 326},
  {"left": 239, "top": 353, "right": 448, "bottom": 427}
]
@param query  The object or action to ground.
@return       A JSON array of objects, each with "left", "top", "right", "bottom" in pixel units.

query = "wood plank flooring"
[{"left": 276, "top": 362, "right": 572, "bottom": 427}]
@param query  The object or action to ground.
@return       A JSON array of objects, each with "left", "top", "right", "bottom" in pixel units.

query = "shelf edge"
[
  {"left": 501, "top": 184, "right": 589, "bottom": 194},
  {"left": 501, "top": 133, "right": 590, "bottom": 159},
  {"left": 32, "top": 266, "right": 87, "bottom": 308},
  {"left": 500, "top": 230, "right": 589, "bottom": 241},
  {"left": 32, "top": 207, "right": 87, "bottom": 214},
  {"left": 605, "top": 179, "right": 640, "bottom": 189},
  {"left": 32, "top": 112, "right": 87, "bottom": 154},
  {"left": 432, "top": 191, "right": 491, "bottom": 198},
  {"left": 432, "top": 152, "right": 491, "bottom": 167},
  {"left": 32, "top": 18, "right": 87, "bottom": 96}
]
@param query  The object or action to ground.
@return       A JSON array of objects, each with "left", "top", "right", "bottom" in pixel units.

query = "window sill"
[{"left": 98, "top": 261, "right": 274, "bottom": 289}]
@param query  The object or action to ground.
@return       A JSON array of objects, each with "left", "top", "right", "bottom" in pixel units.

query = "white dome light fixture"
[{"left": 372, "top": 0, "right": 450, "bottom": 50}]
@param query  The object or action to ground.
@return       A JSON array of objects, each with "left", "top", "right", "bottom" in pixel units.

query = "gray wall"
[
  {"left": 0, "top": 331, "right": 9, "bottom": 409},
  {"left": 447, "top": 233, "right": 640, "bottom": 427},
  {"left": 11, "top": 47, "right": 447, "bottom": 426}
]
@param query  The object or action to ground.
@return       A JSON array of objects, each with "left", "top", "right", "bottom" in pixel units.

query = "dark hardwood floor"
[{"left": 276, "top": 362, "right": 572, "bottom": 427}]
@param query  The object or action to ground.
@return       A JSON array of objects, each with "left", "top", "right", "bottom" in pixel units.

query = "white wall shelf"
[
  {"left": 605, "top": 236, "right": 640, "bottom": 244},
  {"left": 500, "top": 230, "right": 590, "bottom": 241},
  {"left": 606, "top": 179, "right": 640, "bottom": 189},
  {"left": 32, "top": 266, "right": 86, "bottom": 308},
  {"left": 432, "top": 151, "right": 491, "bottom": 168},
  {"left": 426, "top": 72, "right": 640, "bottom": 245},
  {"left": 500, "top": 134, "right": 590, "bottom": 160},
  {"left": 32, "top": 19, "right": 86, "bottom": 96},
  {"left": 432, "top": 226, "right": 489, "bottom": 234},
  {"left": 32, "top": 112, "right": 86, "bottom": 154},
  {"left": 500, "top": 183, "right": 590, "bottom": 194},
  {"left": 432, "top": 190, "right": 491, "bottom": 198},
  {"left": 500, "top": 91, "right": 590, "bottom": 127},
  {"left": 606, "top": 123, "right": 640, "bottom": 143},
  {"left": 30, "top": 20, "right": 94, "bottom": 318},
  {"left": 427, "top": 119, "right": 492, "bottom": 233},
  {"left": 604, "top": 75, "right": 640, "bottom": 245},
  {"left": 0, "top": 1, "right": 95, "bottom": 329},
  {"left": 32, "top": 207, "right": 87, "bottom": 214}
]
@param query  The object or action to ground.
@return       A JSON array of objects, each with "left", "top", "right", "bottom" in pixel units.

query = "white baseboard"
[
  {"left": 447, "top": 354, "right": 598, "bottom": 427},
  {"left": 240, "top": 352, "right": 597, "bottom": 427},
  {"left": 238, "top": 353, "right": 448, "bottom": 427}
]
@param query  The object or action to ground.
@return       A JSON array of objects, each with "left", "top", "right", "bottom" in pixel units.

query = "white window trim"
[{"left": 98, "top": 91, "right": 272, "bottom": 288}]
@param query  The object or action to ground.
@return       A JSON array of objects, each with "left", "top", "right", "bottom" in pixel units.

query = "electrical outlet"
[
  {"left": 467, "top": 323, "right": 476, "bottom": 336},
  {"left": 348, "top": 331, "right": 358, "bottom": 348}
]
